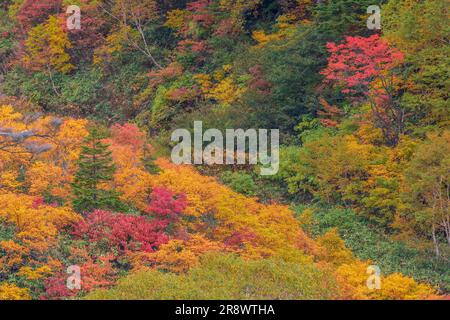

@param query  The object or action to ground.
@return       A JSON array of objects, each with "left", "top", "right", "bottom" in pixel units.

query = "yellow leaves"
[
  {"left": 114, "top": 166, "right": 154, "bottom": 210},
  {"left": 165, "top": 9, "right": 189, "bottom": 30},
  {"left": 140, "top": 240, "right": 199, "bottom": 274},
  {"left": 131, "top": 235, "right": 224, "bottom": 274},
  {"left": 0, "top": 106, "right": 89, "bottom": 201},
  {"left": 0, "top": 283, "right": 31, "bottom": 300},
  {"left": 0, "top": 105, "right": 22, "bottom": 124},
  {"left": 355, "top": 121, "right": 385, "bottom": 145},
  {"left": 218, "top": 0, "right": 261, "bottom": 17},
  {"left": 18, "top": 265, "right": 52, "bottom": 281},
  {"left": 335, "top": 260, "right": 373, "bottom": 299},
  {"left": 0, "top": 171, "right": 22, "bottom": 191},
  {"left": 0, "top": 193, "right": 81, "bottom": 252},
  {"left": 108, "top": 133, "right": 156, "bottom": 210},
  {"left": 94, "top": 25, "right": 136, "bottom": 64},
  {"left": 152, "top": 159, "right": 313, "bottom": 260},
  {"left": 252, "top": 30, "right": 277, "bottom": 46},
  {"left": 194, "top": 65, "right": 246, "bottom": 107},
  {"left": 24, "top": 16, "right": 74, "bottom": 73},
  {"left": 379, "top": 273, "right": 436, "bottom": 300},
  {"left": 194, "top": 73, "right": 213, "bottom": 93},
  {"left": 252, "top": 14, "right": 297, "bottom": 48},
  {"left": 207, "top": 77, "right": 246, "bottom": 107},
  {"left": 335, "top": 261, "right": 436, "bottom": 300},
  {"left": 316, "top": 229, "right": 354, "bottom": 267},
  {"left": 52, "top": 118, "right": 89, "bottom": 168},
  {"left": 26, "top": 161, "right": 64, "bottom": 195},
  {"left": 0, "top": 240, "right": 29, "bottom": 269}
]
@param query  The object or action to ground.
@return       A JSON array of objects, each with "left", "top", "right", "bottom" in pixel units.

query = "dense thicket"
[{"left": 0, "top": 0, "right": 448, "bottom": 299}]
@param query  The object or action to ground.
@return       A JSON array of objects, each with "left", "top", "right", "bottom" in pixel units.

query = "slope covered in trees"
[{"left": 0, "top": 0, "right": 448, "bottom": 300}]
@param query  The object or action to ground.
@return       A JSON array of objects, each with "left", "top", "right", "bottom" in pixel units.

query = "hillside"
[{"left": 0, "top": 0, "right": 448, "bottom": 300}]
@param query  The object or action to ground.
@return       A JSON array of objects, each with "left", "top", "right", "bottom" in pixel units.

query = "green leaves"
[{"left": 72, "top": 127, "right": 123, "bottom": 214}]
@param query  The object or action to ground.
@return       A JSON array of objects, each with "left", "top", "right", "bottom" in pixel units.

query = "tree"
[
  {"left": 15, "top": 0, "right": 62, "bottom": 33},
  {"left": 399, "top": 131, "right": 450, "bottom": 256},
  {"left": 383, "top": 0, "right": 449, "bottom": 131},
  {"left": 72, "top": 127, "right": 122, "bottom": 214},
  {"left": 313, "top": 0, "right": 384, "bottom": 39},
  {"left": 95, "top": 0, "right": 163, "bottom": 68},
  {"left": 71, "top": 210, "right": 170, "bottom": 254},
  {"left": 24, "top": 15, "right": 73, "bottom": 73},
  {"left": 23, "top": 15, "right": 74, "bottom": 96},
  {"left": 321, "top": 35, "right": 405, "bottom": 145}
]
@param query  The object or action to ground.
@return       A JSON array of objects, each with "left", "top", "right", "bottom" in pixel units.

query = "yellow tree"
[{"left": 23, "top": 15, "right": 74, "bottom": 94}]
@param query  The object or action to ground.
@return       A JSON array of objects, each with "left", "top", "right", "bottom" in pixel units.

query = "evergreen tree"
[
  {"left": 142, "top": 144, "right": 160, "bottom": 174},
  {"left": 72, "top": 127, "right": 123, "bottom": 214}
]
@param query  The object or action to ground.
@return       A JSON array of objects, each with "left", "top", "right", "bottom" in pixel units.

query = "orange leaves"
[
  {"left": 108, "top": 124, "right": 156, "bottom": 210},
  {"left": 152, "top": 159, "right": 313, "bottom": 260},
  {"left": 0, "top": 283, "right": 31, "bottom": 300},
  {"left": 335, "top": 261, "right": 436, "bottom": 300},
  {"left": 26, "top": 161, "right": 64, "bottom": 195},
  {"left": 0, "top": 193, "right": 81, "bottom": 252},
  {"left": 0, "top": 105, "right": 89, "bottom": 199},
  {"left": 0, "top": 240, "right": 30, "bottom": 270},
  {"left": 315, "top": 229, "right": 354, "bottom": 267},
  {"left": 130, "top": 234, "right": 224, "bottom": 273},
  {"left": 149, "top": 240, "right": 200, "bottom": 273}
]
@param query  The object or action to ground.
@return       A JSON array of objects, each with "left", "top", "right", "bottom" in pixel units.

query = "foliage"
[
  {"left": 72, "top": 127, "right": 123, "bottom": 213},
  {"left": 24, "top": 15, "right": 74, "bottom": 74},
  {"left": 220, "top": 171, "right": 257, "bottom": 196},
  {"left": 86, "top": 253, "right": 339, "bottom": 300},
  {"left": 0, "top": 0, "right": 447, "bottom": 300}
]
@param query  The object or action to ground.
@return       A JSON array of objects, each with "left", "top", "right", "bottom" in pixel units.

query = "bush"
[
  {"left": 294, "top": 206, "right": 450, "bottom": 293},
  {"left": 220, "top": 171, "right": 257, "bottom": 196},
  {"left": 86, "top": 253, "right": 339, "bottom": 300}
]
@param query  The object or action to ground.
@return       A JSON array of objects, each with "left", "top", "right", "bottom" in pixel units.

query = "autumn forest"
[{"left": 0, "top": 0, "right": 448, "bottom": 300}]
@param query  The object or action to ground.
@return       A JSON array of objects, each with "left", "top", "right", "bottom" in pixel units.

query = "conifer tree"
[{"left": 72, "top": 127, "right": 122, "bottom": 214}]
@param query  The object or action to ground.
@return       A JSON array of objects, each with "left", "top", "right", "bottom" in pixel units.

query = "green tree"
[
  {"left": 72, "top": 127, "right": 122, "bottom": 214},
  {"left": 399, "top": 131, "right": 450, "bottom": 257},
  {"left": 383, "top": 0, "right": 449, "bottom": 132}
]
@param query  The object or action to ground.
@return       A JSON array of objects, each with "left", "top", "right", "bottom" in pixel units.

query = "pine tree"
[
  {"left": 72, "top": 127, "right": 122, "bottom": 214},
  {"left": 142, "top": 144, "right": 160, "bottom": 174}
]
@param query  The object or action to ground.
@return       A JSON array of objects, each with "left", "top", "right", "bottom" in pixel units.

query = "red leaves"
[
  {"left": 321, "top": 35, "right": 407, "bottom": 145},
  {"left": 42, "top": 255, "right": 116, "bottom": 300},
  {"left": 72, "top": 210, "right": 169, "bottom": 253},
  {"left": 321, "top": 35, "right": 405, "bottom": 96},
  {"left": 42, "top": 187, "right": 187, "bottom": 299},
  {"left": 62, "top": 2, "right": 106, "bottom": 54},
  {"left": 166, "top": 85, "right": 202, "bottom": 102},
  {"left": 71, "top": 187, "right": 186, "bottom": 253},
  {"left": 187, "top": 0, "right": 215, "bottom": 28},
  {"left": 146, "top": 187, "right": 187, "bottom": 223},
  {"left": 178, "top": 39, "right": 211, "bottom": 54},
  {"left": 248, "top": 65, "right": 272, "bottom": 95},
  {"left": 17, "top": 0, "right": 62, "bottom": 33},
  {"left": 110, "top": 123, "right": 147, "bottom": 151},
  {"left": 148, "top": 63, "right": 184, "bottom": 87}
]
